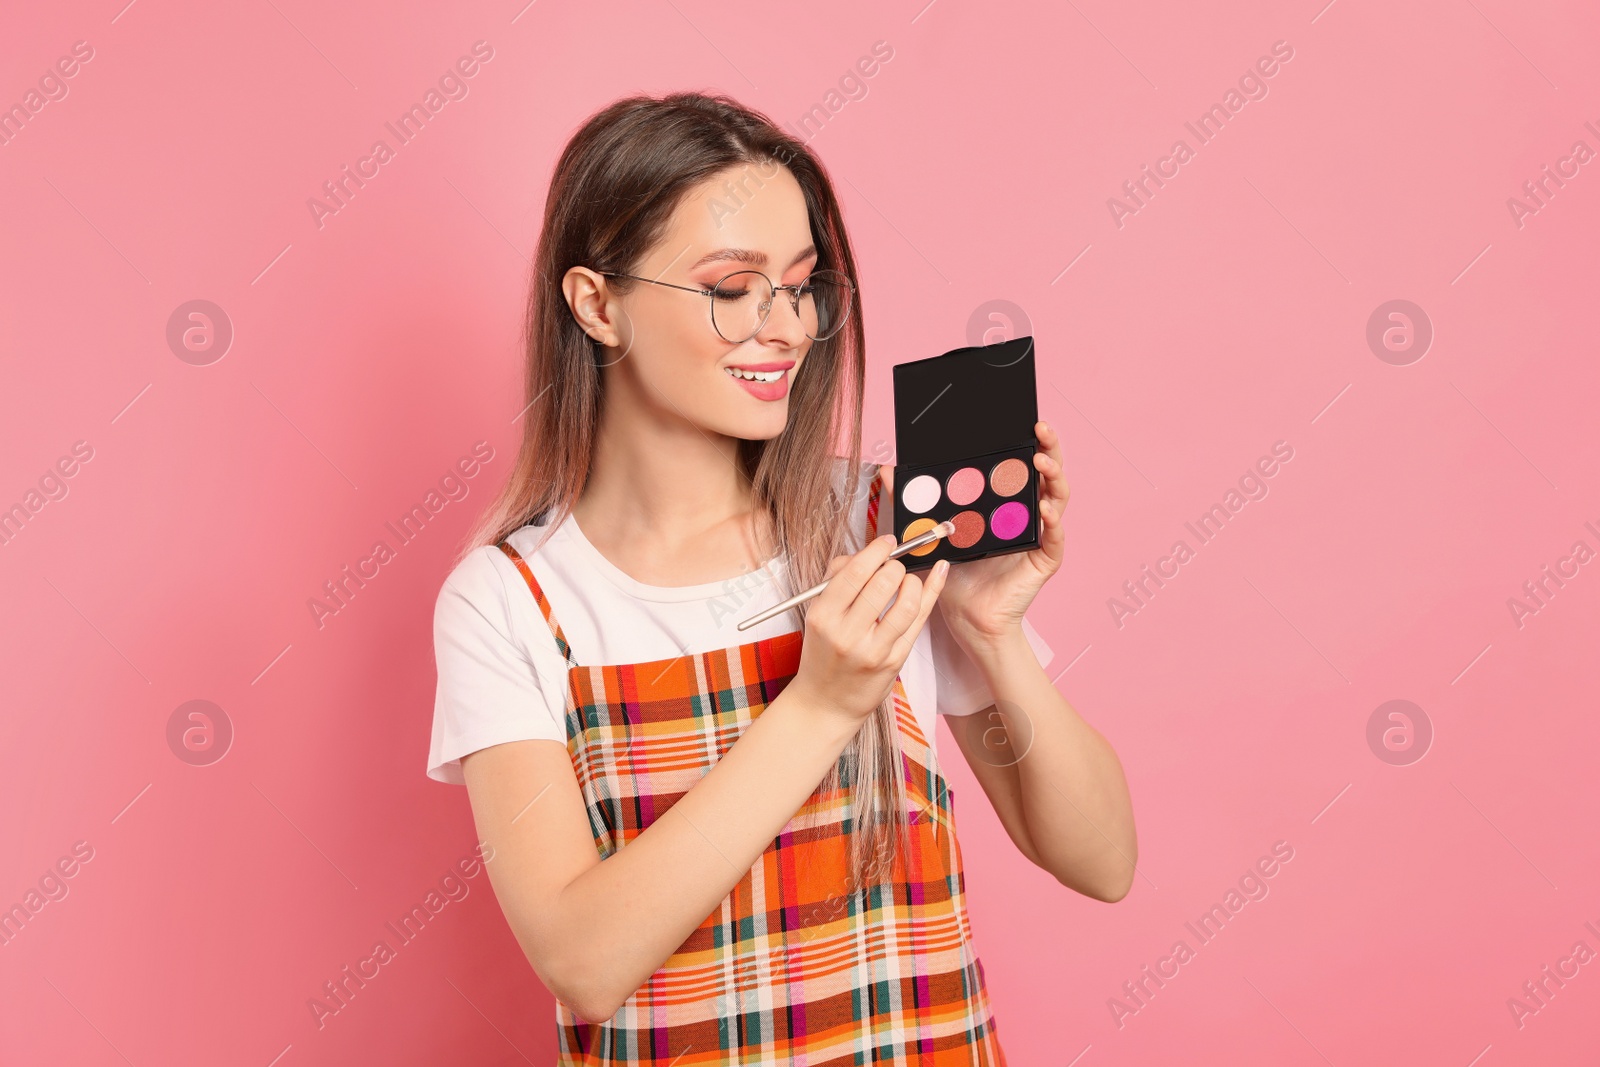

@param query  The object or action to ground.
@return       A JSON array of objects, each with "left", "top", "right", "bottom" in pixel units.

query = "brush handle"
[{"left": 734, "top": 521, "right": 955, "bottom": 632}]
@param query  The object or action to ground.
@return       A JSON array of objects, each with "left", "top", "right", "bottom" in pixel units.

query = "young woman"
[{"left": 428, "top": 91, "right": 1136, "bottom": 1064}]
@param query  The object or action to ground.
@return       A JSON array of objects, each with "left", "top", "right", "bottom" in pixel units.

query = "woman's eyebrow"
[{"left": 690, "top": 244, "right": 818, "bottom": 271}]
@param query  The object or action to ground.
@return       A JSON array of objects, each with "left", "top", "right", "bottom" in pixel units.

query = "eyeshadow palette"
[{"left": 890, "top": 335, "right": 1040, "bottom": 572}]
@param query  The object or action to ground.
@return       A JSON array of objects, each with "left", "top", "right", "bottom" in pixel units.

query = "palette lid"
[{"left": 892, "top": 336, "right": 1038, "bottom": 467}]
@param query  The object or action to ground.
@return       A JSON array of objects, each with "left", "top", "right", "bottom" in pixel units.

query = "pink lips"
[{"left": 724, "top": 362, "right": 794, "bottom": 402}]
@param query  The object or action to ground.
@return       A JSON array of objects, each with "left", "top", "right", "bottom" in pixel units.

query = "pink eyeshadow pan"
[
  {"left": 945, "top": 467, "right": 984, "bottom": 506},
  {"left": 901, "top": 474, "right": 941, "bottom": 513},
  {"left": 990, "top": 501, "right": 1030, "bottom": 541}
]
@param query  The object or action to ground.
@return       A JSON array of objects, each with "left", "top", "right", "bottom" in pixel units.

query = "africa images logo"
[
  {"left": 1106, "top": 40, "right": 1296, "bottom": 228},
  {"left": 305, "top": 41, "right": 495, "bottom": 230}
]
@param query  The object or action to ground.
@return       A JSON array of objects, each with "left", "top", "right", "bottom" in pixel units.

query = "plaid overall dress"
[{"left": 495, "top": 473, "right": 1007, "bottom": 1065}]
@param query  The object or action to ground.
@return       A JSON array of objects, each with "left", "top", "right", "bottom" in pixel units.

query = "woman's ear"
[{"left": 562, "top": 266, "right": 618, "bottom": 346}]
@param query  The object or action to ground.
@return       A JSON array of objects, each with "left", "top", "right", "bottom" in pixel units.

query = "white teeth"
[{"left": 725, "top": 367, "right": 785, "bottom": 382}]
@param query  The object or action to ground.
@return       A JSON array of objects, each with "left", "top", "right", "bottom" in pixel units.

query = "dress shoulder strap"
[
  {"left": 864, "top": 463, "right": 886, "bottom": 544},
  {"left": 495, "top": 540, "right": 579, "bottom": 668}
]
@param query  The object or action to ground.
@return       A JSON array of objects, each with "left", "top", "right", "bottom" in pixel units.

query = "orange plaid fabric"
[{"left": 496, "top": 468, "right": 1006, "bottom": 1064}]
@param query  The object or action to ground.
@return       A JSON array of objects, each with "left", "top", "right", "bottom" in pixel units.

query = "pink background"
[{"left": 3, "top": 0, "right": 1597, "bottom": 1063}]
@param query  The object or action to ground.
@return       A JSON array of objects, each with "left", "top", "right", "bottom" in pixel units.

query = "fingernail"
[{"left": 935, "top": 559, "right": 949, "bottom": 575}]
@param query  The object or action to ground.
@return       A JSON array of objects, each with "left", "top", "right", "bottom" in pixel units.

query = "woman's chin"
[{"left": 710, "top": 409, "right": 790, "bottom": 443}]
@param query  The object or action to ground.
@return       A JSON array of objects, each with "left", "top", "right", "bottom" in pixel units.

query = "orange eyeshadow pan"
[{"left": 901, "top": 517, "right": 942, "bottom": 555}]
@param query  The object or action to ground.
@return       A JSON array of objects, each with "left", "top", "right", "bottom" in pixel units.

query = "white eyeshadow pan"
[{"left": 901, "top": 474, "right": 941, "bottom": 514}]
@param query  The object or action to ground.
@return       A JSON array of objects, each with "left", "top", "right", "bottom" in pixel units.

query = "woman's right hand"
[{"left": 788, "top": 534, "right": 950, "bottom": 727}]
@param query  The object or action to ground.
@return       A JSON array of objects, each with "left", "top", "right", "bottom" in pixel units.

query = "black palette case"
[{"left": 890, "top": 335, "right": 1040, "bottom": 571}]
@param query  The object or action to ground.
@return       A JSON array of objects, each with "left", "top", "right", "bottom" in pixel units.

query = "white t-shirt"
[{"left": 427, "top": 458, "right": 1054, "bottom": 785}]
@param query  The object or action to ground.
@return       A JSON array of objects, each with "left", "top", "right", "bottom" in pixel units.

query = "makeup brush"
[{"left": 735, "top": 520, "right": 956, "bottom": 632}]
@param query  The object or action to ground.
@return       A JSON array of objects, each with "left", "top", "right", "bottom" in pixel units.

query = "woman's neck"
[{"left": 571, "top": 400, "right": 773, "bottom": 588}]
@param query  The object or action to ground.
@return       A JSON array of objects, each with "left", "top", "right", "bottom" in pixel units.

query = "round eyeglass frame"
[{"left": 594, "top": 267, "right": 857, "bottom": 343}]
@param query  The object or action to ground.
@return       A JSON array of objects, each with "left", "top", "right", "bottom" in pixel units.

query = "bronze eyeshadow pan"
[
  {"left": 890, "top": 335, "right": 1041, "bottom": 570},
  {"left": 948, "top": 509, "right": 986, "bottom": 548}
]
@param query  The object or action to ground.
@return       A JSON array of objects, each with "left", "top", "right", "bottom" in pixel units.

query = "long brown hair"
[{"left": 455, "top": 91, "right": 909, "bottom": 893}]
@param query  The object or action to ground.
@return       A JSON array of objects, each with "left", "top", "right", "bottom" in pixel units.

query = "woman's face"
[{"left": 587, "top": 162, "right": 824, "bottom": 442}]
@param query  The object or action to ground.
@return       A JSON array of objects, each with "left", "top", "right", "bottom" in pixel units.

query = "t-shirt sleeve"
[
  {"left": 930, "top": 608, "right": 1056, "bottom": 717},
  {"left": 427, "top": 546, "right": 568, "bottom": 785}
]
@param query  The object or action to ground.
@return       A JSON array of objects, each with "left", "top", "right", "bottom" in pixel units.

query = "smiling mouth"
[{"left": 724, "top": 367, "right": 787, "bottom": 382}]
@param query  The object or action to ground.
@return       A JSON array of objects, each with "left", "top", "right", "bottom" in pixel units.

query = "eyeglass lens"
[{"left": 711, "top": 270, "right": 852, "bottom": 343}]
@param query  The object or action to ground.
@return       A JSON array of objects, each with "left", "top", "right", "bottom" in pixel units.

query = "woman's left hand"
[{"left": 933, "top": 419, "right": 1068, "bottom": 651}]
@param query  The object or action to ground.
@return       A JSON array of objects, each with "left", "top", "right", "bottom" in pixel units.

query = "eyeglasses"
[{"left": 595, "top": 268, "right": 856, "bottom": 343}]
